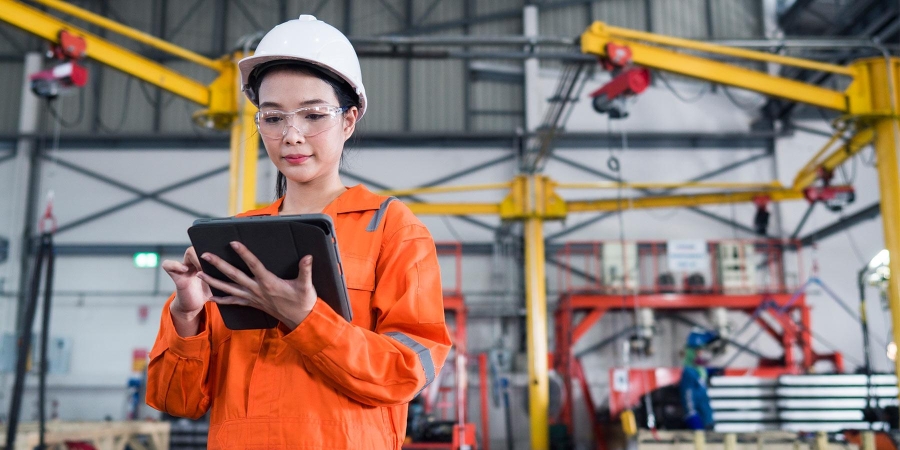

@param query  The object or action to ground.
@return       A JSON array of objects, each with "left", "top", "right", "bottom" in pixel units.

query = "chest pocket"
[{"left": 341, "top": 254, "right": 376, "bottom": 329}]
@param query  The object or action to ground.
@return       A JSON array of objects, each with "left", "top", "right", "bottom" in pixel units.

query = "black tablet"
[{"left": 187, "top": 214, "right": 352, "bottom": 330}]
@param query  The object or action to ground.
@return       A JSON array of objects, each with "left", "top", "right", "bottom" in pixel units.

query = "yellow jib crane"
[
  {"left": 0, "top": 0, "right": 260, "bottom": 216},
  {"left": 394, "top": 24, "right": 897, "bottom": 450},
  {"left": 3, "top": 1, "right": 899, "bottom": 448}
]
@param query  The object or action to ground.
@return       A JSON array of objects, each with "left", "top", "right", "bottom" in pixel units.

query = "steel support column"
[
  {"left": 7, "top": 53, "right": 42, "bottom": 346},
  {"left": 523, "top": 6, "right": 549, "bottom": 448},
  {"left": 228, "top": 71, "right": 259, "bottom": 215},
  {"left": 524, "top": 217, "right": 549, "bottom": 450},
  {"left": 854, "top": 56, "right": 900, "bottom": 417}
]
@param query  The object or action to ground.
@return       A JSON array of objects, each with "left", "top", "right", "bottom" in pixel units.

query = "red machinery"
[
  {"left": 550, "top": 239, "right": 844, "bottom": 449},
  {"left": 588, "top": 43, "right": 652, "bottom": 118},
  {"left": 30, "top": 30, "right": 89, "bottom": 98},
  {"left": 404, "top": 242, "right": 479, "bottom": 450}
]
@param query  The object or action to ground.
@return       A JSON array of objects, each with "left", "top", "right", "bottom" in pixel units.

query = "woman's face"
[{"left": 257, "top": 69, "right": 357, "bottom": 187}]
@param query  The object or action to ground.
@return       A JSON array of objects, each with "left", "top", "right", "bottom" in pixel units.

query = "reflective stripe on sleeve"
[
  {"left": 366, "top": 197, "right": 398, "bottom": 232},
  {"left": 385, "top": 331, "right": 436, "bottom": 391}
]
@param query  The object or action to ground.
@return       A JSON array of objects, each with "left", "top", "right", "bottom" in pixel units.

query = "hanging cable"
[
  {"left": 97, "top": 76, "right": 134, "bottom": 133},
  {"left": 722, "top": 85, "right": 767, "bottom": 111},
  {"left": 656, "top": 70, "right": 711, "bottom": 103},
  {"left": 46, "top": 87, "right": 85, "bottom": 128}
]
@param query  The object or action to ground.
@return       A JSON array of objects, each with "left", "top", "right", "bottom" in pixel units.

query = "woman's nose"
[{"left": 283, "top": 122, "right": 305, "bottom": 144}]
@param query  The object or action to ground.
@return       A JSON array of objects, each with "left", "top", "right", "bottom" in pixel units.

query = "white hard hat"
[{"left": 238, "top": 15, "right": 367, "bottom": 118}]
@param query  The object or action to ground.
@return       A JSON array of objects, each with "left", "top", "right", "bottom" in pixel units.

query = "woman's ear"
[{"left": 342, "top": 106, "right": 359, "bottom": 141}]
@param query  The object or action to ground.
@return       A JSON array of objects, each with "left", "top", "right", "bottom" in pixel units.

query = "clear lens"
[{"left": 255, "top": 105, "right": 345, "bottom": 139}]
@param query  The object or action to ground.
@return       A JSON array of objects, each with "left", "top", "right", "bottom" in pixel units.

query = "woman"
[{"left": 146, "top": 15, "right": 451, "bottom": 450}]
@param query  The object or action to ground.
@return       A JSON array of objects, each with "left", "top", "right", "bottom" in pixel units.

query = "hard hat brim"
[{"left": 238, "top": 54, "right": 367, "bottom": 118}]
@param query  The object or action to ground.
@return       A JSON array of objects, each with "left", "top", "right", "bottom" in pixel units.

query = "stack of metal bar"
[{"left": 709, "top": 374, "right": 898, "bottom": 432}]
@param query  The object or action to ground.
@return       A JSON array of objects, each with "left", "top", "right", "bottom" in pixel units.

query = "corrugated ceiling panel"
[
  {"left": 712, "top": 0, "right": 764, "bottom": 38},
  {"left": 471, "top": 81, "right": 522, "bottom": 132},
  {"left": 592, "top": 0, "right": 649, "bottom": 30},
  {"left": 476, "top": 0, "right": 522, "bottom": 17},
  {"left": 352, "top": 0, "right": 404, "bottom": 36},
  {"left": 470, "top": 17, "right": 521, "bottom": 36},
  {"left": 651, "top": 0, "right": 708, "bottom": 38},
  {"left": 411, "top": 60, "right": 464, "bottom": 131},
  {"left": 415, "top": 0, "right": 464, "bottom": 27},
  {"left": 288, "top": 1, "right": 345, "bottom": 32},
  {"left": 540, "top": 4, "right": 592, "bottom": 39},
  {"left": 164, "top": 0, "right": 216, "bottom": 53},
  {"left": 0, "top": 25, "right": 37, "bottom": 54},
  {"left": 94, "top": 69, "right": 157, "bottom": 134},
  {"left": 226, "top": 0, "right": 281, "bottom": 52},
  {"left": 108, "top": 0, "right": 153, "bottom": 35},
  {"left": 0, "top": 61, "right": 23, "bottom": 135},
  {"left": 358, "top": 59, "right": 405, "bottom": 132}
]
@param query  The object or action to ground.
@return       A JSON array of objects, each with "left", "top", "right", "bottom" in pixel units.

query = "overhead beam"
[
  {"left": 0, "top": 131, "right": 782, "bottom": 151},
  {"left": 800, "top": 202, "right": 881, "bottom": 246}
]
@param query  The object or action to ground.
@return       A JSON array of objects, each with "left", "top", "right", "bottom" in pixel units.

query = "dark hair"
[{"left": 250, "top": 62, "right": 360, "bottom": 199}]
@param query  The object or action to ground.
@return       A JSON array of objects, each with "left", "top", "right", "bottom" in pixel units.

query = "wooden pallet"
[{"left": 0, "top": 421, "right": 170, "bottom": 450}]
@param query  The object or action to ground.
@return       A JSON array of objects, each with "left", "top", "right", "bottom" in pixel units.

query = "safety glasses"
[{"left": 255, "top": 105, "right": 347, "bottom": 139}]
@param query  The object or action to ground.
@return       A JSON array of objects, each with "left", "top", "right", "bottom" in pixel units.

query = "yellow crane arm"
[
  {"left": 793, "top": 128, "right": 875, "bottom": 189},
  {"left": 581, "top": 22, "right": 852, "bottom": 113},
  {"left": 566, "top": 188, "right": 806, "bottom": 212},
  {"left": 0, "top": 0, "right": 213, "bottom": 106}
]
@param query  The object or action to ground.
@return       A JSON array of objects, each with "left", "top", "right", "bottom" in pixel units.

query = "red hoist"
[
  {"left": 29, "top": 30, "right": 88, "bottom": 98},
  {"left": 588, "top": 43, "right": 651, "bottom": 119}
]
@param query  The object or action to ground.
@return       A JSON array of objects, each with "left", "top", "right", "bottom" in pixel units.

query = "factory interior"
[{"left": 3, "top": 0, "right": 900, "bottom": 449}]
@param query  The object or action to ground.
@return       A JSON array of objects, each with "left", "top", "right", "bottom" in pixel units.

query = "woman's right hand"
[{"left": 161, "top": 246, "right": 211, "bottom": 336}]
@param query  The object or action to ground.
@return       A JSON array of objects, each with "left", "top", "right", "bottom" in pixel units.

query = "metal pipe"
[
  {"left": 30, "top": 0, "right": 223, "bottom": 70},
  {"left": 352, "top": 35, "right": 575, "bottom": 46},
  {"left": 272, "top": 33, "right": 894, "bottom": 51}
]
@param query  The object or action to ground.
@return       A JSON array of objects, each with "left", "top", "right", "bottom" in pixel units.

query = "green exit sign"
[{"left": 133, "top": 252, "right": 159, "bottom": 268}]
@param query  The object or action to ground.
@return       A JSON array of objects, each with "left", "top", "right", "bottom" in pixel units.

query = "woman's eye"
[
  {"left": 305, "top": 114, "right": 327, "bottom": 121},
  {"left": 263, "top": 116, "right": 283, "bottom": 124}
]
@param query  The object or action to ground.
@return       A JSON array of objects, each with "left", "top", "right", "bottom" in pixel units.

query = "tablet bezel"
[{"left": 187, "top": 214, "right": 352, "bottom": 330}]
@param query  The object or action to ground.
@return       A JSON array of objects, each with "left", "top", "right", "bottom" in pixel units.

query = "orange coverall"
[{"left": 147, "top": 185, "right": 452, "bottom": 449}]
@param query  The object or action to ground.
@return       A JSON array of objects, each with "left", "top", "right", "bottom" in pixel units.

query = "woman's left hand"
[{"left": 197, "top": 241, "right": 317, "bottom": 330}]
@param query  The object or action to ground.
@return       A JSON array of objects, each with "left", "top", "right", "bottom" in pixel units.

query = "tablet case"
[{"left": 187, "top": 214, "right": 352, "bottom": 330}]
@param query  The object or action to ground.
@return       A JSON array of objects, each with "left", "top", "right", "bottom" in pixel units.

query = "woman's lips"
[{"left": 284, "top": 154, "right": 311, "bottom": 165}]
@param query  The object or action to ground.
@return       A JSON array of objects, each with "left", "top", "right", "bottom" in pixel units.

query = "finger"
[
  {"left": 297, "top": 255, "right": 313, "bottom": 286},
  {"left": 200, "top": 252, "right": 257, "bottom": 288},
  {"left": 197, "top": 272, "right": 252, "bottom": 299},
  {"left": 210, "top": 295, "right": 250, "bottom": 306},
  {"left": 229, "top": 241, "right": 272, "bottom": 280},
  {"left": 185, "top": 246, "right": 202, "bottom": 270},
  {"left": 162, "top": 259, "right": 189, "bottom": 274}
]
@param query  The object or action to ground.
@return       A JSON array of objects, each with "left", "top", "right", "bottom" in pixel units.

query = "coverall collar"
[{"left": 242, "top": 184, "right": 386, "bottom": 217}]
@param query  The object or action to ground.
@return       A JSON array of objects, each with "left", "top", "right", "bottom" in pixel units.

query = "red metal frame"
[
  {"left": 554, "top": 239, "right": 803, "bottom": 295},
  {"left": 405, "top": 243, "right": 478, "bottom": 450},
  {"left": 550, "top": 239, "right": 841, "bottom": 450}
]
